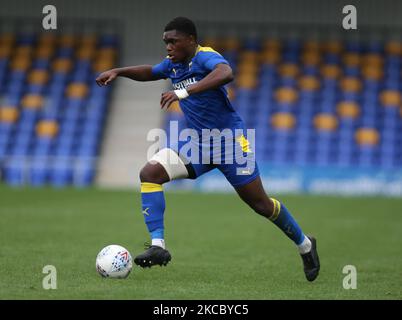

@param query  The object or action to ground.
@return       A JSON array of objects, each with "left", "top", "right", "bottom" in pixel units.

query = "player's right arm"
[
  {"left": 95, "top": 65, "right": 162, "bottom": 86},
  {"left": 96, "top": 58, "right": 170, "bottom": 86}
]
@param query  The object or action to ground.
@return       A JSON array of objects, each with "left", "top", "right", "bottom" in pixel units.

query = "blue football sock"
[
  {"left": 141, "top": 182, "right": 165, "bottom": 241},
  {"left": 269, "top": 198, "right": 305, "bottom": 245}
]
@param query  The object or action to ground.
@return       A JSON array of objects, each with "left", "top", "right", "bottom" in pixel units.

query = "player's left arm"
[
  {"left": 187, "top": 63, "right": 234, "bottom": 95},
  {"left": 160, "top": 63, "right": 234, "bottom": 109}
]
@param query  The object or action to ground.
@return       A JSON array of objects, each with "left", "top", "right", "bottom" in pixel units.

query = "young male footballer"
[{"left": 96, "top": 17, "right": 320, "bottom": 281}]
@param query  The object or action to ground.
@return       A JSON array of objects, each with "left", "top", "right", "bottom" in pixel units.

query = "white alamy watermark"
[
  {"left": 342, "top": 5, "right": 357, "bottom": 30},
  {"left": 342, "top": 265, "right": 357, "bottom": 289},
  {"left": 42, "top": 5, "right": 57, "bottom": 30},
  {"left": 42, "top": 265, "right": 57, "bottom": 290},
  {"left": 146, "top": 121, "right": 256, "bottom": 175}
]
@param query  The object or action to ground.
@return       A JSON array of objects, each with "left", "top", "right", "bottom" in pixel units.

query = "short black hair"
[{"left": 164, "top": 17, "right": 197, "bottom": 40}]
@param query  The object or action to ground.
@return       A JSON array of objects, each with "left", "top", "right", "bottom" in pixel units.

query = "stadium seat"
[
  {"left": 355, "top": 128, "right": 380, "bottom": 146},
  {"left": 50, "top": 159, "right": 73, "bottom": 187},
  {"left": 0, "top": 107, "right": 19, "bottom": 123}
]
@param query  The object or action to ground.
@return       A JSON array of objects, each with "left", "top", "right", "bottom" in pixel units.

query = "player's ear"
[{"left": 189, "top": 35, "right": 196, "bottom": 45}]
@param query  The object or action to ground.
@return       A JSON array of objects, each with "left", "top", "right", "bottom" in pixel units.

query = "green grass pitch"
[{"left": 0, "top": 185, "right": 401, "bottom": 299}]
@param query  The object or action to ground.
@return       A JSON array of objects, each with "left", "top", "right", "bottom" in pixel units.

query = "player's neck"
[{"left": 183, "top": 44, "right": 200, "bottom": 64}]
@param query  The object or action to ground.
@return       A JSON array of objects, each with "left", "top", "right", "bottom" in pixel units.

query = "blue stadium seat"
[
  {"left": 32, "top": 59, "right": 50, "bottom": 70},
  {"left": 56, "top": 47, "right": 74, "bottom": 58},
  {"left": 50, "top": 159, "right": 73, "bottom": 187},
  {"left": 99, "top": 34, "right": 119, "bottom": 48},
  {"left": 243, "top": 37, "right": 261, "bottom": 51},
  {"left": 323, "top": 53, "right": 341, "bottom": 64},
  {"left": 3, "top": 158, "right": 26, "bottom": 186},
  {"left": 29, "top": 158, "right": 50, "bottom": 186},
  {"left": 345, "top": 42, "right": 361, "bottom": 52},
  {"left": 17, "top": 33, "right": 36, "bottom": 45}
]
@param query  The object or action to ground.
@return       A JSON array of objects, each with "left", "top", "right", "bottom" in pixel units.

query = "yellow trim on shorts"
[{"left": 236, "top": 134, "right": 252, "bottom": 153}]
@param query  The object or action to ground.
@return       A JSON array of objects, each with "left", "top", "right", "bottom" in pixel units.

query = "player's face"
[{"left": 163, "top": 30, "right": 194, "bottom": 63}]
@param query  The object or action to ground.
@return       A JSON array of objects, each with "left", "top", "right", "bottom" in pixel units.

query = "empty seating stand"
[{"left": 0, "top": 32, "right": 119, "bottom": 186}]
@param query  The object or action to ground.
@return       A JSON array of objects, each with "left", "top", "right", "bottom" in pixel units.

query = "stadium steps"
[{"left": 96, "top": 78, "right": 167, "bottom": 188}]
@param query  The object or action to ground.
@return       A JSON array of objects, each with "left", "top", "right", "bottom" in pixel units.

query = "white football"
[{"left": 96, "top": 245, "right": 133, "bottom": 278}]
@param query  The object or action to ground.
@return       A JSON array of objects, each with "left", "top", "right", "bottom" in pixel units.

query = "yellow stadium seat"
[
  {"left": 167, "top": 101, "right": 182, "bottom": 114},
  {"left": 278, "top": 63, "right": 299, "bottom": 78},
  {"left": 240, "top": 51, "right": 259, "bottom": 63},
  {"left": 355, "top": 128, "right": 379, "bottom": 146},
  {"left": 237, "top": 70, "right": 258, "bottom": 80},
  {"left": 97, "top": 47, "right": 117, "bottom": 60},
  {"left": 237, "top": 59, "right": 259, "bottom": 68},
  {"left": 39, "top": 42, "right": 56, "bottom": 51},
  {"left": 314, "top": 113, "right": 338, "bottom": 131},
  {"left": 59, "top": 34, "right": 75, "bottom": 47},
  {"left": 38, "top": 33, "right": 57, "bottom": 46},
  {"left": 303, "top": 40, "right": 321, "bottom": 52},
  {"left": 262, "top": 39, "right": 281, "bottom": 51},
  {"left": 22, "top": 94, "right": 44, "bottom": 109},
  {"left": 298, "top": 75, "right": 320, "bottom": 91},
  {"left": 237, "top": 59, "right": 258, "bottom": 68},
  {"left": 385, "top": 41, "right": 402, "bottom": 55},
  {"left": 80, "top": 34, "right": 98, "bottom": 47},
  {"left": 275, "top": 87, "right": 298, "bottom": 104},
  {"left": 223, "top": 38, "right": 240, "bottom": 51},
  {"left": 0, "top": 33, "right": 15, "bottom": 46},
  {"left": 337, "top": 101, "right": 360, "bottom": 119},
  {"left": 14, "top": 45, "right": 33, "bottom": 58},
  {"left": 0, "top": 107, "right": 19, "bottom": 123},
  {"left": 76, "top": 46, "right": 95, "bottom": 60},
  {"left": 362, "top": 53, "right": 383, "bottom": 68},
  {"left": 95, "top": 55, "right": 115, "bottom": 65},
  {"left": 320, "top": 64, "right": 342, "bottom": 79},
  {"left": 271, "top": 112, "right": 296, "bottom": 130},
  {"left": 36, "top": 46, "right": 54, "bottom": 59},
  {"left": 259, "top": 49, "right": 281, "bottom": 65},
  {"left": 361, "top": 65, "right": 383, "bottom": 80},
  {"left": 302, "top": 51, "right": 321, "bottom": 66},
  {"left": 237, "top": 62, "right": 259, "bottom": 75},
  {"left": 0, "top": 45, "right": 12, "bottom": 58},
  {"left": 36, "top": 120, "right": 59, "bottom": 137},
  {"left": 380, "top": 90, "right": 401, "bottom": 107},
  {"left": 343, "top": 52, "right": 360, "bottom": 67},
  {"left": 340, "top": 77, "right": 362, "bottom": 93},
  {"left": 236, "top": 74, "right": 258, "bottom": 89},
  {"left": 66, "top": 83, "right": 88, "bottom": 98},
  {"left": 52, "top": 58, "right": 73, "bottom": 73},
  {"left": 323, "top": 40, "right": 343, "bottom": 54},
  {"left": 11, "top": 58, "right": 31, "bottom": 71},
  {"left": 93, "top": 60, "right": 115, "bottom": 73},
  {"left": 28, "top": 70, "right": 49, "bottom": 85}
]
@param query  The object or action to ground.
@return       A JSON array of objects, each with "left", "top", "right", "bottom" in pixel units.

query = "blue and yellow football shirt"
[{"left": 151, "top": 45, "right": 244, "bottom": 133}]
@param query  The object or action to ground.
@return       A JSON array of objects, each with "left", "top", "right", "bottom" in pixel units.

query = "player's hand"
[
  {"left": 160, "top": 91, "right": 179, "bottom": 109},
  {"left": 95, "top": 70, "right": 118, "bottom": 86}
]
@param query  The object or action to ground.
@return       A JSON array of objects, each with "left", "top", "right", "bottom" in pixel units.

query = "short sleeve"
[
  {"left": 197, "top": 51, "right": 229, "bottom": 72},
  {"left": 151, "top": 58, "right": 170, "bottom": 79}
]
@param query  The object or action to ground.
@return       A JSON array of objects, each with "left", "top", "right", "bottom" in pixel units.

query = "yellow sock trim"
[
  {"left": 269, "top": 198, "right": 281, "bottom": 221},
  {"left": 141, "top": 182, "right": 163, "bottom": 193}
]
